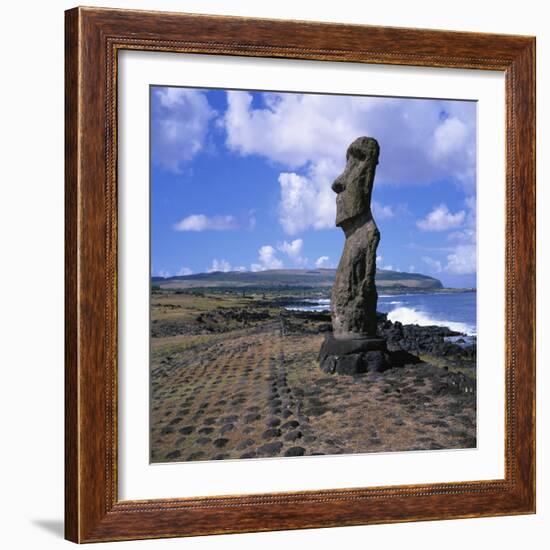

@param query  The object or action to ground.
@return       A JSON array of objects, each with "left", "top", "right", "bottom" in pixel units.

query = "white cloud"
[
  {"left": 432, "top": 117, "right": 468, "bottom": 159},
  {"left": 278, "top": 239, "right": 303, "bottom": 258},
  {"left": 372, "top": 201, "right": 394, "bottom": 220},
  {"left": 174, "top": 214, "right": 239, "bottom": 231},
  {"left": 277, "top": 167, "right": 336, "bottom": 235},
  {"left": 422, "top": 256, "right": 443, "bottom": 273},
  {"left": 177, "top": 267, "right": 193, "bottom": 276},
  {"left": 222, "top": 91, "right": 476, "bottom": 233},
  {"left": 152, "top": 88, "right": 216, "bottom": 173},
  {"left": 417, "top": 204, "right": 465, "bottom": 231},
  {"left": 445, "top": 244, "right": 476, "bottom": 274},
  {"left": 174, "top": 214, "right": 238, "bottom": 231},
  {"left": 277, "top": 239, "right": 307, "bottom": 266},
  {"left": 418, "top": 197, "right": 477, "bottom": 277},
  {"left": 448, "top": 228, "right": 476, "bottom": 243},
  {"left": 376, "top": 255, "right": 395, "bottom": 271},
  {"left": 408, "top": 265, "right": 416, "bottom": 273},
  {"left": 429, "top": 116, "right": 475, "bottom": 187},
  {"left": 251, "top": 245, "right": 283, "bottom": 272},
  {"left": 224, "top": 91, "right": 356, "bottom": 169},
  {"left": 174, "top": 212, "right": 256, "bottom": 232},
  {"left": 422, "top": 243, "right": 476, "bottom": 276},
  {"left": 444, "top": 196, "right": 476, "bottom": 274},
  {"left": 155, "top": 269, "right": 171, "bottom": 278},
  {"left": 315, "top": 256, "right": 330, "bottom": 268},
  {"left": 208, "top": 259, "right": 232, "bottom": 273}
]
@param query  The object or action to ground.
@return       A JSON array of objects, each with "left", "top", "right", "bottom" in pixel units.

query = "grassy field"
[{"left": 150, "top": 289, "right": 476, "bottom": 462}]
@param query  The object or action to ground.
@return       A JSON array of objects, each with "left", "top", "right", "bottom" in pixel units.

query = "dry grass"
[{"left": 150, "top": 293, "right": 476, "bottom": 462}]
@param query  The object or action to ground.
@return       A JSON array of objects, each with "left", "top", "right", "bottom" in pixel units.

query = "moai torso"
[{"left": 330, "top": 137, "right": 381, "bottom": 339}]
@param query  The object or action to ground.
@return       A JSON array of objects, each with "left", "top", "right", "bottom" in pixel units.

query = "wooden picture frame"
[{"left": 65, "top": 6, "right": 536, "bottom": 543}]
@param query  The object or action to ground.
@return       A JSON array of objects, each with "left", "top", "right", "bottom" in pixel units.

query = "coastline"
[{"left": 283, "top": 289, "right": 477, "bottom": 338}]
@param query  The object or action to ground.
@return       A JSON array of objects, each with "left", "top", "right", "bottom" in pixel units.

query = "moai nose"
[{"left": 332, "top": 177, "right": 345, "bottom": 193}]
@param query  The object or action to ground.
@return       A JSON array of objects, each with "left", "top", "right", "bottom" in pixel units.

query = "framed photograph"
[{"left": 65, "top": 7, "right": 536, "bottom": 543}]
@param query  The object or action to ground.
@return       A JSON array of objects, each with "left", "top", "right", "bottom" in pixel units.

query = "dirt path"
[{"left": 151, "top": 320, "right": 475, "bottom": 462}]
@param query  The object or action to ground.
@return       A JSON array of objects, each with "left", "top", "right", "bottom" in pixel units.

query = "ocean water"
[{"left": 286, "top": 291, "right": 477, "bottom": 336}]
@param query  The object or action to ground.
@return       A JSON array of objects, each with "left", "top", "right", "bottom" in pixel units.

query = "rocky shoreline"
[{"left": 284, "top": 309, "right": 476, "bottom": 373}]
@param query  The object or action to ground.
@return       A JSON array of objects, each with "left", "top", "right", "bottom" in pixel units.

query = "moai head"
[{"left": 332, "top": 137, "right": 380, "bottom": 228}]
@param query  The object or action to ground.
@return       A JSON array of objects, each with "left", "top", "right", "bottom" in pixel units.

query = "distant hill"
[{"left": 152, "top": 268, "right": 443, "bottom": 291}]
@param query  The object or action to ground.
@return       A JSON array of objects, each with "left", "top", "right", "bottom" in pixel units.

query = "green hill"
[{"left": 152, "top": 268, "right": 443, "bottom": 291}]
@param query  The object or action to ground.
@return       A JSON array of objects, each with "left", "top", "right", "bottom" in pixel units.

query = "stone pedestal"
[{"left": 318, "top": 333, "right": 391, "bottom": 375}]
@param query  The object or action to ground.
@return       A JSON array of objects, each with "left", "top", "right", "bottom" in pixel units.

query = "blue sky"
[{"left": 151, "top": 86, "right": 477, "bottom": 288}]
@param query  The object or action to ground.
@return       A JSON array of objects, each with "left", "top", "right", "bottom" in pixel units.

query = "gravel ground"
[{"left": 151, "top": 318, "right": 476, "bottom": 463}]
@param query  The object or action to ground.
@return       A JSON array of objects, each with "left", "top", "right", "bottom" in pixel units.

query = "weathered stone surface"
[
  {"left": 331, "top": 137, "right": 381, "bottom": 339},
  {"left": 319, "top": 349, "right": 390, "bottom": 375},
  {"left": 257, "top": 441, "right": 283, "bottom": 455},
  {"left": 319, "top": 137, "right": 390, "bottom": 375},
  {"left": 284, "top": 429, "right": 303, "bottom": 442},
  {"left": 284, "top": 446, "right": 306, "bottom": 457},
  {"left": 319, "top": 333, "right": 386, "bottom": 356}
]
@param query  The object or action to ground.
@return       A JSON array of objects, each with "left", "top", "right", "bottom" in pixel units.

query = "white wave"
[
  {"left": 285, "top": 298, "right": 330, "bottom": 312},
  {"left": 389, "top": 301, "right": 402, "bottom": 305},
  {"left": 387, "top": 306, "right": 476, "bottom": 336},
  {"left": 287, "top": 307, "right": 329, "bottom": 312}
]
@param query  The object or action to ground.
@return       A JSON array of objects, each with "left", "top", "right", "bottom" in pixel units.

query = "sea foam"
[{"left": 387, "top": 306, "right": 476, "bottom": 336}]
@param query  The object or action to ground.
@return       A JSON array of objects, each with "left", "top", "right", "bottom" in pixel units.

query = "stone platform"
[{"left": 318, "top": 333, "right": 391, "bottom": 375}]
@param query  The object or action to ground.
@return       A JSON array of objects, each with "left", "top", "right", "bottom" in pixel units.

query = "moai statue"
[{"left": 318, "top": 137, "right": 390, "bottom": 374}]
